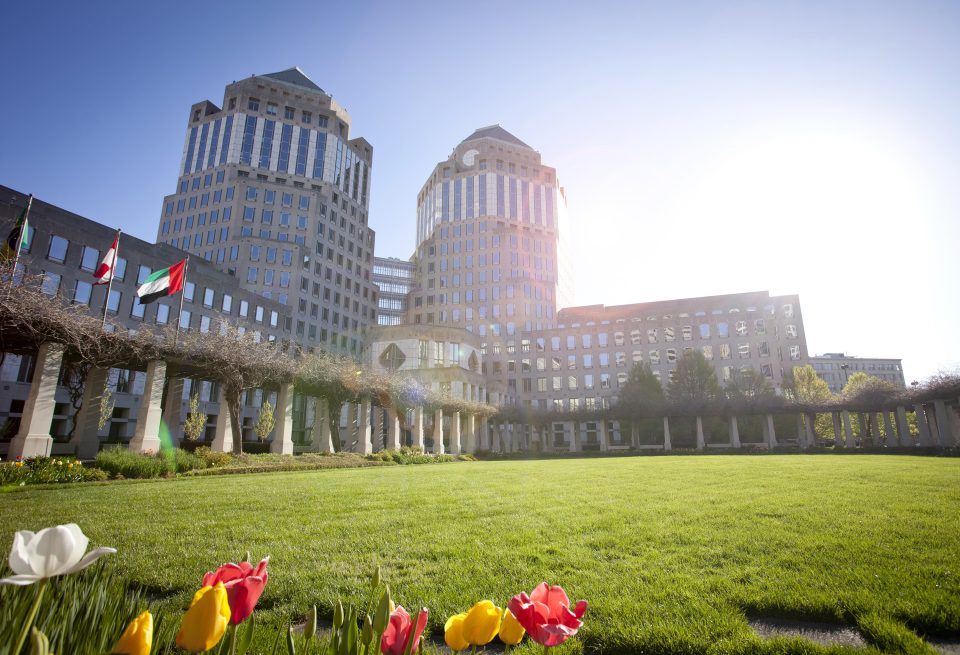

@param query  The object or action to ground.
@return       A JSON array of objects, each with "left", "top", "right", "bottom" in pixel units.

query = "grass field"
[{"left": 1, "top": 455, "right": 957, "bottom": 654}]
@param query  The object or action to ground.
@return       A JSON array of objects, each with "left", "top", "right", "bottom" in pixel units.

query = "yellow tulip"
[
  {"left": 444, "top": 612, "right": 469, "bottom": 651},
  {"left": 499, "top": 608, "right": 525, "bottom": 646},
  {"left": 111, "top": 610, "right": 153, "bottom": 655},
  {"left": 175, "top": 583, "right": 231, "bottom": 652},
  {"left": 462, "top": 600, "right": 501, "bottom": 646}
]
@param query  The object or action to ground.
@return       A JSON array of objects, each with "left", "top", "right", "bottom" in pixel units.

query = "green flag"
[{"left": 2, "top": 197, "right": 32, "bottom": 261}]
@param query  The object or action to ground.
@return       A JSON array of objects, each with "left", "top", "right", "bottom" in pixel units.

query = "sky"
[{"left": 1, "top": 0, "right": 958, "bottom": 383}]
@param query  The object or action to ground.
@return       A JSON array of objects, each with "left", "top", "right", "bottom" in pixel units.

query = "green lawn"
[{"left": 1, "top": 455, "right": 957, "bottom": 654}]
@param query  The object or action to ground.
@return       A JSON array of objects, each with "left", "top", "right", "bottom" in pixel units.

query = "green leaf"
[
  {"left": 304, "top": 604, "right": 317, "bottom": 641},
  {"left": 287, "top": 624, "right": 297, "bottom": 655},
  {"left": 237, "top": 613, "right": 255, "bottom": 655}
]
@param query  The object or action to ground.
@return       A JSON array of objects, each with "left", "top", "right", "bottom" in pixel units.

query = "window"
[
  {"left": 184, "top": 281, "right": 195, "bottom": 302},
  {"left": 284, "top": 106, "right": 295, "bottom": 120},
  {"left": 646, "top": 328, "right": 656, "bottom": 343},
  {"left": 180, "top": 309, "right": 191, "bottom": 329},
  {"left": 248, "top": 98, "right": 260, "bottom": 111},
  {"left": 649, "top": 349, "right": 660, "bottom": 365},
  {"left": 735, "top": 320, "right": 748, "bottom": 336},
  {"left": 107, "top": 289, "right": 121, "bottom": 313},
  {"left": 155, "top": 304, "right": 170, "bottom": 324},
  {"left": 738, "top": 343, "right": 751, "bottom": 358},
  {"left": 702, "top": 345, "right": 713, "bottom": 360},
  {"left": 203, "top": 288, "right": 214, "bottom": 308},
  {"left": 266, "top": 102, "right": 277, "bottom": 116},
  {"left": 131, "top": 298, "right": 146, "bottom": 319},
  {"left": 40, "top": 271, "right": 61, "bottom": 296},
  {"left": 664, "top": 327, "right": 675, "bottom": 342},
  {"left": 222, "top": 294, "right": 232, "bottom": 313},
  {"left": 72, "top": 280, "right": 92, "bottom": 305},
  {"left": 80, "top": 246, "right": 99, "bottom": 272},
  {"left": 47, "top": 235, "right": 68, "bottom": 263}
]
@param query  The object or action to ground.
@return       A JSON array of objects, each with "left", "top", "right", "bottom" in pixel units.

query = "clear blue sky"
[{"left": 2, "top": 0, "right": 958, "bottom": 382}]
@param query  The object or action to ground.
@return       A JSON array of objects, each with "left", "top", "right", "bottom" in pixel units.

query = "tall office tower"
[
  {"left": 372, "top": 256, "right": 415, "bottom": 326},
  {"left": 405, "top": 126, "right": 571, "bottom": 399},
  {"left": 156, "top": 68, "right": 378, "bottom": 356}
]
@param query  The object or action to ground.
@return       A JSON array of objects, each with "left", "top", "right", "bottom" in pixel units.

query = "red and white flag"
[{"left": 93, "top": 234, "right": 119, "bottom": 285}]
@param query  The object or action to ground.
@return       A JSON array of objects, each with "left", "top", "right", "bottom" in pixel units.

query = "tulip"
[
  {"left": 462, "top": 600, "right": 501, "bottom": 646},
  {"left": 202, "top": 556, "right": 269, "bottom": 625},
  {"left": 507, "top": 583, "right": 587, "bottom": 647},
  {"left": 111, "top": 610, "right": 153, "bottom": 655},
  {"left": 380, "top": 606, "right": 428, "bottom": 655},
  {"left": 175, "top": 583, "right": 231, "bottom": 652},
  {"left": 444, "top": 613, "right": 469, "bottom": 652},
  {"left": 0, "top": 523, "right": 116, "bottom": 586},
  {"left": 498, "top": 608, "right": 525, "bottom": 646}
]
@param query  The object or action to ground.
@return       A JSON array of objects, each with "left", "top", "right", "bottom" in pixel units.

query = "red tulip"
[
  {"left": 201, "top": 557, "right": 269, "bottom": 625},
  {"left": 380, "top": 606, "right": 428, "bottom": 655},
  {"left": 507, "top": 583, "right": 587, "bottom": 647}
]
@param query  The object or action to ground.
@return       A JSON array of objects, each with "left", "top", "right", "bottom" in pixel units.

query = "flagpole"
[
  {"left": 101, "top": 229, "right": 121, "bottom": 329},
  {"left": 174, "top": 256, "right": 189, "bottom": 346},
  {"left": 11, "top": 194, "right": 33, "bottom": 280}
]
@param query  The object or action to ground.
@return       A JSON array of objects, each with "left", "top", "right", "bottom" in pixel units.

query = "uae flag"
[
  {"left": 93, "top": 234, "right": 118, "bottom": 284},
  {"left": 136, "top": 259, "right": 186, "bottom": 304},
  {"left": 1, "top": 202, "right": 30, "bottom": 261}
]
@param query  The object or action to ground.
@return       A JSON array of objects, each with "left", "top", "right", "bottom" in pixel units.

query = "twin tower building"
[{"left": 157, "top": 67, "right": 807, "bottom": 412}]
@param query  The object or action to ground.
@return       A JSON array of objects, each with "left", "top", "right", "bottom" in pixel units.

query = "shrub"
[
  {"left": 95, "top": 448, "right": 169, "bottom": 479},
  {"left": 171, "top": 448, "right": 207, "bottom": 473},
  {"left": 0, "top": 457, "right": 95, "bottom": 486},
  {"left": 194, "top": 445, "right": 233, "bottom": 468}
]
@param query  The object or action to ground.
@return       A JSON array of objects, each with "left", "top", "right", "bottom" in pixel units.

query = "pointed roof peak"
[
  {"left": 259, "top": 67, "right": 325, "bottom": 93},
  {"left": 461, "top": 125, "right": 532, "bottom": 150}
]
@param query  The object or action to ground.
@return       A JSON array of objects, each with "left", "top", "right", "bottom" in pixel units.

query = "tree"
[
  {"left": 667, "top": 351, "right": 720, "bottom": 403},
  {"left": 183, "top": 393, "right": 207, "bottom": 442},
  {"left": 254, "top": 398, "right": 276, "bottom": 443},
  {"left": 783, "top": 365, "right": 833, "bottom": 404},
  {"left": 724, "top": 368, "right": 775, "bottom": 400},
  {"left": 617, "top": 362, "right": 665, "bottom": 408},
  {"left": 840, "top": 372, "right": 899, "bottom": 441}
]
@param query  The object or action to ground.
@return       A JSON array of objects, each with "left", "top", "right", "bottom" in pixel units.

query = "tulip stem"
[
  {"left": 229, "top": 624, "right": 238, "bottom": 655},
  {"left": 13, "top": 579, "right": 47, "bottom": 655}
]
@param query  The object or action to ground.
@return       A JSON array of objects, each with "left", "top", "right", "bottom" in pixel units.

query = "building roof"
[
  {"left": 259, "top": 67, "right": 325, "bottom": 93},
  {"left": 460, "top": 125, "right": 532, "bottom": 149}
]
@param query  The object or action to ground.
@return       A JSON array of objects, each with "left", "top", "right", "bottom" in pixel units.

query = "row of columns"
[{"left": 5, "top": 343, "right": 959, "bottom": 458}]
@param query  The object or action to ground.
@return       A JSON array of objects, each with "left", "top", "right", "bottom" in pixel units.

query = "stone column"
[
  {"left": 914, "top": 404, "right": 933, "bottom": 446},
  {"left": 270, "top": 383, "right": 294, "bottom": 455},
  {"left": 882, "top": 411, "right": 896, "bottom": 448},
  {"left": 804, "top": 413, "right": 817, "bottom": 450},
  {"left": 162, "top": 378, "right": 185, "bottom": 446},
  {"left": 463, "top": 413, "right": 476, "bottom": 453},
  {"left": 765, "top": 414, "right": 778, "bottom": 448},
  {"left": 210, "top": 388, "right": 233, "bottom": 453},
  {"left": 432, "top": 409, "right": 444, "bottom": 454},
  {"left": 386, "top": 408, "right": 401, "bottom": 450},
  {"left": 599, "top": 420, "right": 609, "bottom": 452},
  {"left": 567, "top": 422, "right": 578, "bottom": 453},
  {"left": 631, "top": 422, "right": 640, "bottom": 449},
  {"left": 491, "top": 423, "right": 502, "bottom": 453},
  {"left": 663, "top": 417, "right": 672, "bottom": 451},
  {"left": 9, "top": 343, "right": 65, "bottom": 459},
  {"left": 841, "top": 410, "right": 854, "bottom": 448},
  {"left": 933, "top": 400, "right": 956, "bottom": 447},
  {"left": 71, "top": 366, "right": 108, "bottom": 459},
  {"left": 129, "top": 360, "right": 167, "bottom": 453},
  {"left": 695, "top": 416, "right": 705, "bottom": 451},
  {"left": 832, "top": 412, "right": 843, "bottom": 448},
  {"left": 311, "top": 398, "right": 334, "bottom": 453},
  {"left": 479, "top": 416, "right": 489, "bottom": 450},
  {"left": 346, "top": 402, "right": 358, "bottom": 451},
  {"left": 857, "top": 414, "right": 869, "bottom": 445},
  {"left": 895, "top": 406, "right": 911, "bottom": 446},
  {"left": 449, "top": 411, "right": 461, "bottom": 455},
  {"left": 412, "top": 406, "right": 425, "bottom": 450},
  {"left": 357, "top": 397, "right": 373, "bottom": 455},
  {"left": 729, "top": 415, "right": 741, "bottom": 448}
]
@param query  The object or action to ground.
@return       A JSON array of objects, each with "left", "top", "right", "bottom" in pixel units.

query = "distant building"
[
  {"left": 155, "top": 67, "right": 378, "bottom": 357},
  {"left": 372, "top": 256, "right": 414, "bottom": 326},
  {"left": 0, "top": 187, "right": 291, "bottom": 454},
  {"left": 810, "top": 353, "right": 905, "bottom": 394}
]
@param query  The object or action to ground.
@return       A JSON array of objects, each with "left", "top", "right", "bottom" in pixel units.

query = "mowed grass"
[{"left": 1, "top": 455, "right": 957, "bottom": 654}]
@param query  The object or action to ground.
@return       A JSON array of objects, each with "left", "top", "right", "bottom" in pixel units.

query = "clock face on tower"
[{"left": 462, "top": 149, "right": 479, "bottom": 167}]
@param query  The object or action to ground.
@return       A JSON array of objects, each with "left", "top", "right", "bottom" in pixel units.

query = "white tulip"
[{"left": 0, "top": 523, "right": 116, "bottom": 586}]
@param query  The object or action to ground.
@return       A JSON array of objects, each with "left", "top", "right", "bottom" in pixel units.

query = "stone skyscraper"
[
  {"left": 404, "top": 126, "right": 571, "bottom": 397},
  {"left": 156, "top": 68, "right": 378, "bottom": 356}
]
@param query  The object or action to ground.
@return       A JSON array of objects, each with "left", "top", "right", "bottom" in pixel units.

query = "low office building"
[
  {"left": 810, "top": 353, "right": 906, "bottom": 394},
  {"left": 0, "top": 187, "right": 291, "bottom": 456}
]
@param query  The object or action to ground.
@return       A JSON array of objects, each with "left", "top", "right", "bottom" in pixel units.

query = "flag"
[
  {"left": 136, "top": 259, "right": 186, "bottom": 304},
  {"left": 1, "top": 202, "right": 30, "bottom": 261},
  {"left": 93, "top": 234, "right": 118, "bottom": 285}
]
